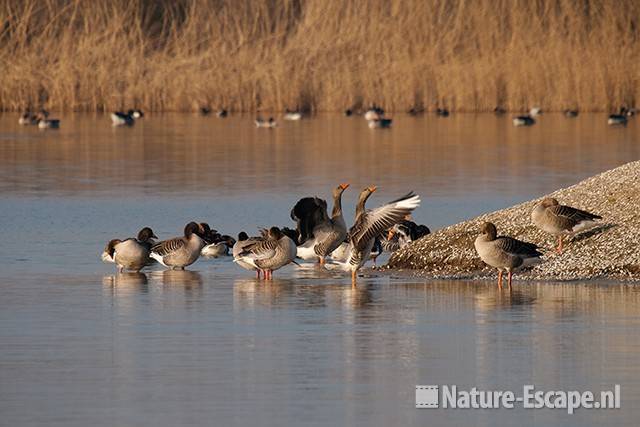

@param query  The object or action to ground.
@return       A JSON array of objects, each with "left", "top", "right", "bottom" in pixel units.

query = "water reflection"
[
  {"left": 102, "top": 272, "right": 149, "bottom": 293},
  {"left": 0, "top": 114, "right": 637, "bottom": 198}
]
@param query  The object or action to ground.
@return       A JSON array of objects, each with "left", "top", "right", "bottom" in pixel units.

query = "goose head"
[
  {"left": 137, "top": 227, "right": 157, "bottom": 242},
  {"left": 540, "top": 198, "right": 559, "bottom": 208},
  {"left": 480, "top": 222, "right": 497, "bottom": 241},
  {"left": 184, "top": 221, "right": 202, "bottom": 238},
  {"left": 333, "top": 183, "right": 350, "bottom": 198},
  {"left": 238, "top": 231, "right": 249, "bottom": 241},
  {"left": 105, "top": 239, "right": 122, "bottom": 258},
  {"left": 268, "top": 226, "right": 284, "bottom": 240}
]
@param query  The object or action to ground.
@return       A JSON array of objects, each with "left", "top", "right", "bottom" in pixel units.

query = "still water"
[{"left": 0, "top": 113, "right": 639, "bottom": 426}]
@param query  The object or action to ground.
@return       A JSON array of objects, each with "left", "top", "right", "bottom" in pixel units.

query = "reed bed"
[{"left": 1, "top": 0, "right": 639, "bottom": 112}]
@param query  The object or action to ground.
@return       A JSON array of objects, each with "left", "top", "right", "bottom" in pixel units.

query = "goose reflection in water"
[{"left": 102, "top": 272, "right": 149, "bottom": 294}]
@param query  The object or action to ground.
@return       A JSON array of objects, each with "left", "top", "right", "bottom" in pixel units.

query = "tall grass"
[{"left": 1, "top": 0, "right": 639, "bottom": 112}]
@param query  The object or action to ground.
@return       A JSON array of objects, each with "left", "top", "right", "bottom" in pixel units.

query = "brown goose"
[
  {"left": 233, "top": 232, "right": 266, "bottom": 278},
  {"left": 150, "top": 222, "right": 206, "bottom": 270},
  {"left": 343, "top": 187, "right": 421, "bottom": 286},
  {"left": 474, "top": 222, "right": 543, "bottom": 289},
  {"left": 101, "top": 227, "right": 157, "bottom": 273},
  {"left": 292, "top": 183, "right": 349, "bottom": 265},
  {"left": 531, "top": 198, "right": 602, "bottom": 253},
  {"left": 234, "top": 227, "right": 296, "bottom": 279}
]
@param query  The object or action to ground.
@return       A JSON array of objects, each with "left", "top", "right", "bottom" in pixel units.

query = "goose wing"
[
  {"left": 291, "top": 197, "right": 330, "bottom": 243},
  {"left": 239, "top": 238, "right": 278, "bottom": 260},
  {"left": 151, "top": 237, "right": 186, "bottom": 257},
  {"left": 548, "top": 204, "right": 602, "bottom": 228},
  {"left": 494, "top": 236, "right": 543, "bottom": 258},
  {"left": 349, "top": 192, "right": 421, "bottom": 251}
]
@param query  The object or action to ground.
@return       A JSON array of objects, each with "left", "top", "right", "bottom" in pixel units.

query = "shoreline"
[{"left": 385, "top": 161, "right": 640, "bottom": 282}]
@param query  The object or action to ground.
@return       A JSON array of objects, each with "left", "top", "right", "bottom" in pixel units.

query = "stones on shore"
[{"left": 387, "top": 160, "right": 640, "bottom": 282}]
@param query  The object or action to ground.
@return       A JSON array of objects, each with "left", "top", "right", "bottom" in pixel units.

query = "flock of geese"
[
  {"left": 102, "top": 185, "right": 425, "bottom": 286},
  {"left": 101, "top": 180, "right": 602, "bottom": 288},
  {"left": 475, "top": 197, "right": 601, "bottom": 288},
  {"left": 18, "top": 105, "right": 637, "bottom": 130}
]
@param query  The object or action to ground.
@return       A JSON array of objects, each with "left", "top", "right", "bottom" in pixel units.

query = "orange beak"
[
  {"left": 387, "top": 229, "right": 396, "bottom": 240},
  {"left": 368, "top": 185, "right": 377, "bottom": 193},
  {"left": 339, "top": 183, "right": 350, "bottom": 190}
]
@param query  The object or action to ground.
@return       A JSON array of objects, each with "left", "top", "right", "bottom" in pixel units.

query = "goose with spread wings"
[
  {"left": 292, "top": 183, "right": 349, "bottom": 265},
  {"left": 343, "top": 187, "right": 421, "bottom": 285}
]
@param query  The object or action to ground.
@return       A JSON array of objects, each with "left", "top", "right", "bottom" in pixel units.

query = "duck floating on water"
[
  {"left": 19, "top": 110, "right": 38, "bottom": 125},
  {"left": 364, "top": 106, "right": 384, "bottom": 121},
  {"left": 368, "top": 118, "right": 392, "bottom": 129},
  {"left": 283, "top": 109, "right": 303, "bottom": 121},
  {"left": 608, "top": 108, "right": 628, "bottom": 126},
  {"left": 512, "top": 115, "right": 536, "bottom": 126},
  {"left": 36, "top": 110, "right": 60, "bottom": 129},
  {"left": 255, "top": 117, "right": 277, "bottom": 128}
]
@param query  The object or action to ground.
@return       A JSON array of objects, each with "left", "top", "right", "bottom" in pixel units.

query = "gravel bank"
[{"left": 387, "top": 161, "right": 640, "bottom": 281}]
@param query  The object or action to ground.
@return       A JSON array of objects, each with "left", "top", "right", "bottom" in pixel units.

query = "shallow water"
[{"left": 0, "top": 113, "right": 639, "bottom": 426}]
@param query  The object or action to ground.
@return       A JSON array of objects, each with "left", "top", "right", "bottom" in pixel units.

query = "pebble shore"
[{"left": 386, "top": 160, "right": 640, "bottom": 281}]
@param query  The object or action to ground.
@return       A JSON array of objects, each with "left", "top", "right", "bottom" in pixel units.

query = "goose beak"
[
  {"left": 152, "top": 234, "right": 158, "bottom": 239},
  {"left": 368, "top": 185, "right": 377, "bottom": 193},
  {"left": 339, "top": 183, "right": 350, "bottom": 190},
  {"left": 387, "top": 229, "right": 395, "bottom": 240}
]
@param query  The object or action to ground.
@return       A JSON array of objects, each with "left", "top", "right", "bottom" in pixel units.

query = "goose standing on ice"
[
  {"left": 343, "top": 188, "right": 421, "bottom": 286},
  {"left": 292, "top": 184, "right": 349, "bottom": 265},
  {"left": 150, "top": 222, "right": 206, "bottom": 270},
  {"left": 233, "top": 232, "right": 267, "bottom": 278},
  {"left": 233, "top": 227, "right": 297, "bottom": 279},
  {"left": 474, "top": 222, "right": 543, "bottom": 289},
  {"left": 531, "top": 198, "right": 602, "bottom": 253},
  {"left": 101, "top": 227, "right": 157, "bottom": 272}
]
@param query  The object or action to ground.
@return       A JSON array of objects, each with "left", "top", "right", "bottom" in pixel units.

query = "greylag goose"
[
  {"left": 531, "top": 198, "right": 602, "bottom": 253},
  {"left": 111, "top": 111, "right": 135, "bottom": 126},
  {"left": 284, "top": 109, "right": 302, "bottom": 120},
  {"left": 150, "top": 222, "right": 206, "bottom": 270},
  {"left": 19, "top": 110, "right": 38, "bottom": 125},
  {"left": 513, "top": 115, "right": 535, "bottom": 126},
  {"left": 368, "top": 118, "right": 392, "bottom": 129},
  {"left": 101, "top": 227, "right": 157, "bottom": 272},
  {"left": 233, "top": 231, "right": 266, "bottom": 278},
  {"left": 474, "top": 222, "right": 543, "bottom": 288},
  {"left": 234, "top": 227, "right": 296, "bottom": 279},
  {"left": 292, "top": 183, "right": 349, "bottom": 265},
  {"left": 255, "top": 117, "right": 277, "bottom": 128},
  {"left": 343, "top": 188, "right": 421, "bottom": 285}
]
